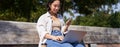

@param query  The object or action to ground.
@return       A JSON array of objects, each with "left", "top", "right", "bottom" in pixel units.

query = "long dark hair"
[{"left": 46, "top": 0, "right": 63, "bottom": 12}]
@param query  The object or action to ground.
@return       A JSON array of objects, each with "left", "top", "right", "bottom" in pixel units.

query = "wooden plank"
[
  {"left": 97, "top": 44, "right": 120, "bottom": 47},
  {"left": 0, "top": 21, "right": 39, "bottom": 44},
  {"left": 68, "top": 25, "right": 120, "bottom": 43}
]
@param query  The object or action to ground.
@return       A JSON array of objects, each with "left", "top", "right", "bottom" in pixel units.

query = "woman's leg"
[
  {"left": 61, "top": 43, "right": 73, "bottom": 47},
  {"left": 46, "top": 30, "right": 73, "bottom": 47},
  {"left": 46, "top": 40, "right": 61, "bottom": 47},
  {"left": 46, "top": 40, "right": 73, "bottom": 47},
  {"left": 72, "top": 42, "right": 85, "bottom": 47}
]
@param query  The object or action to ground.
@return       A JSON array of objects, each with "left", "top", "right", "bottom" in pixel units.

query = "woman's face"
[{"left": 49, "top": 0, "right": 60, "bottom": 14}]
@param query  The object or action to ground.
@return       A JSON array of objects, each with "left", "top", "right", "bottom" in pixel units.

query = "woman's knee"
[
  {"left": 75, "top": 44, "right": 85, "bottom": 47},
  {"left": 47, "top": 45, "right": 59, "bottom": 47},
  {"left": 62, "top": 43, "right": 73, "bottom": 47}
]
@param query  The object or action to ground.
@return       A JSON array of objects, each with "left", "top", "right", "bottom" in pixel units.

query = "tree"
[
  {"left": 108, "top": 12, "right": 120, "bottom": 28},
  {"left": 0, "top": 0, "right": 46, "bottom": 22},
  {"left": 0, "top": 0, "right": 120, "bottom": 28}
]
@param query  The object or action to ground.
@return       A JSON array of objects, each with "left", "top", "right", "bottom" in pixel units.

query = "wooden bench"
[{"left": 0, "top": 21, "right": 120, "bottom": 47}]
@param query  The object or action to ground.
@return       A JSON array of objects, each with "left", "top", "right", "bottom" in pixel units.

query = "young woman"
[{"left": 36, "top": 0, "right": 85, "bottom": 47}]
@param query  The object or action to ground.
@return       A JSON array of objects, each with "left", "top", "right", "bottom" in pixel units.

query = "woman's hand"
[
  {"left": 57, "top": 36, "right": 64, "bottom": 41},
  {"left": 66, "top": 18, "right": 72, "bottom": 26},
  {"left": 63, "top": 18, "right": 72, "bottom": 32},
  {"left": 51, "top": 36, "right": 64, "bottom": 41}
]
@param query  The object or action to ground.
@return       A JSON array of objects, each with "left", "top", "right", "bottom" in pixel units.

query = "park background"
[
  {"left": 0, "top": 0, "right": 120, "bottom": 47},
  {"left": 0, "top": 0, "right": 120, "bottom": 28}
]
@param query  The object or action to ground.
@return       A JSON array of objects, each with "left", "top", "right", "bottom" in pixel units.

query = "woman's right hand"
[{"left": 51, "top": 36, "right": 64, "bottom": 41}]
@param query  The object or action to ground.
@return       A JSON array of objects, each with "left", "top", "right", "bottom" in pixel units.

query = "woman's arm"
[
  {"left": 44, "top": 33, "right": 54, "bottom": 39},
  {"left": 63, "top": 18, "right": 72, "bottom": 32}
]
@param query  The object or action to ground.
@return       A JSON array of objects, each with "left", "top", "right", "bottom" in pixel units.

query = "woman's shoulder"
[
  {"left": 40, "top": 12, "right": 50, "bottom": 18},
  {"left": 37, "top": 12, "right": 50, "bottom": 22}
]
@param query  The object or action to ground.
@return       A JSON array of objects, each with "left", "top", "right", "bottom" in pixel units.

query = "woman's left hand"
[{"left": 66, "top": 18, "right": 72, "bottom": 26}]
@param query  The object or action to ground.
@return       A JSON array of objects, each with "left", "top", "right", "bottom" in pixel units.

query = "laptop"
[{"left": 59, "top": 30, "right": 87, "bottom": 43}]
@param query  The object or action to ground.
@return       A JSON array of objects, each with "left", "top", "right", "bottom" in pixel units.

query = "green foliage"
[
  {"left": 0, "top": 0, "right": 46, "bottom": 22},
  {"left": 108, "top": 12, "right": 120, "bottom": 28},
  {"left": 0, "top": 0, "right": 120, "bottom": 28},
  {"left": 30, "top": 6, "right": 46, "bottom": 22},
  {"left": 0, "top": 9, "right": 16, "bottom": 21},
  {"left": 16, "top": 17, "right": 27, "bottom": 22},
  {"left": 73, "top": 0, "right": 118, "bottom": 15},
  {"left": 72, "top": 12, "right": 120, "bottom": 28}
]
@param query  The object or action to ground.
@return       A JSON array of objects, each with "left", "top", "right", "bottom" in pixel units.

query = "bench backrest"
[{"left": 0, "top": 21, "right": 119, "bottom": 44}]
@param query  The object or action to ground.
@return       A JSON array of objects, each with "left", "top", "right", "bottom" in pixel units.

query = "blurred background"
[{"left": 0, "top": 0, "right": 120, "bottom": 28}]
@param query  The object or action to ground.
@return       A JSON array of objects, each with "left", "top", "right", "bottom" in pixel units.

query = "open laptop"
[{"left": 59, "top": 30, "right": 87, "bottom": 43}]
